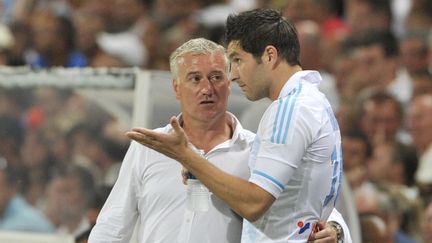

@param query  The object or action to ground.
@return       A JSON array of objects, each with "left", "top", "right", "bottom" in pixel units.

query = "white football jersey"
[{"left": 242, "top": 71, "right": 343, "bottom": 242}]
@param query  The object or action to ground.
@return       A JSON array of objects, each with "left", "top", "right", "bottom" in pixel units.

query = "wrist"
[{"left": 329, "top": 221, "right": 344, "bottom": 243}]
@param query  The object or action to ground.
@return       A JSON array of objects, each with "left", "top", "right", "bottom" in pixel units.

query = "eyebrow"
[
  {"left": 228, "top": 51, "right": 239, "bottom": 60},
  {"left": 209, "top": 70, "right": 224, "bottom": 76},
  {"left": 186, "top": 71, "right": 201, "bottom": 77}
]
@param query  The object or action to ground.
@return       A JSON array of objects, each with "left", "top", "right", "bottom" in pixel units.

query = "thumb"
[{"left": 170, "top": 116, "right": 183, "bottom": 133}]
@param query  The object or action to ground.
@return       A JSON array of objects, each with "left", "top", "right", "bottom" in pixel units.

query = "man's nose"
[
  {"left": 201, "top": 78, "right": 214, "bottom": 95},
  {"left": 229, "top": 68, "right": 239, "bottom": 83}
]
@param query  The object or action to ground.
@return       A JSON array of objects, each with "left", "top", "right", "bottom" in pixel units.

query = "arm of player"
[{"left": 126, "top": 116, "right": 275, "bottom": 222}]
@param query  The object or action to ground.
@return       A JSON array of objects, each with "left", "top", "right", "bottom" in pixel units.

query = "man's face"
[
  {"left": 342, "top": 137, "right": 368, "bottom": 170},
  {"left": 359, "top": 100, "right": 401, "bottom": 144},
  {"left": 400, "top": 38, "right": 428, "bottom": 74},
  {"left": 407, "top": 97, "right": 432, "bottom": 152},
  {"left": 173, "top": 52, "right": 230, "bottom": 122},
  {"left": 31, "top": 12, "right": 61, "bottom": 54},
  {"left": 227, "top": 41, "right": 270, "bottom": 101},
  {"left": 352, "top": 44, "right": 389, "bottom": 89},
  {"left": 45, "top": 176, "right": 86, "bottom": 223}
]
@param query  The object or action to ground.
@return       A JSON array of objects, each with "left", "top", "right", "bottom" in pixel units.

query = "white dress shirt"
[{"left": 88, "top": 113, "right": 255, "bottom": 243}]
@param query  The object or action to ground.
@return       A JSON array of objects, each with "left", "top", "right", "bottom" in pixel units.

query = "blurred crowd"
[{"left": 0, "top": 0, "right": 432, "bottom": 242}]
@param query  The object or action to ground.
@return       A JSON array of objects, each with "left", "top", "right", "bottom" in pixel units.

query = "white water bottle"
[{"left": 186, "top": 172, "right": 210, "bottom": 212}]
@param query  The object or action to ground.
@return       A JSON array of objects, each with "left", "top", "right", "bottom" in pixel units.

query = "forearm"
[{"left": 180, "top": 148, "right": 274, "bottom": 221}]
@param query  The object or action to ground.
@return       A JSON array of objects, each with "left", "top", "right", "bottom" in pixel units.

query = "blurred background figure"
[
  {"left": 344, "top": 0, "right": 393, "bottom": 35},
  {"left": 399, "top": 30, "right": 430, "bottom": 76},
  {"left": 360, "top": 214, "right": 393, "bottom": 243},
  {"left": 42, "top": 164, "right": 96, "bottom": 237},
  {"left": 424, "top": 200, "right": 432, "bottom": 243},
  {"left": 0, "top": 157, "right": 54, "bottom": 233},
  {"left": 341, "top": 129, "right": 371, "bottom": 191},
  {"left": 407, "top": 94, "right": 432, "bottom": 199},
  {"left": 355, "top": 91, "right": 408, "bottom": 146},
  {"left": 27, "top": 9, "right": 87, "bottom": 68}
]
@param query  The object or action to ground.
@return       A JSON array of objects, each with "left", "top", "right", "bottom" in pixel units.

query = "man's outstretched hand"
[{"left": 126, "top": 116, "right": 189, "bottom": 161}]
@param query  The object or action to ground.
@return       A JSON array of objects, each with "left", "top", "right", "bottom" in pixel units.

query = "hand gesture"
[{"left": 126, "top": 116, "right": 189, "bottom": 161}]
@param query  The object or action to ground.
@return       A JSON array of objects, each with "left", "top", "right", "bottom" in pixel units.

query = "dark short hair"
[
  {"left": 355, "top": 30, "right": 399, "bottom": 58},
  {"left": 225, "top": 9, "right": 301, "bottom": 66}
]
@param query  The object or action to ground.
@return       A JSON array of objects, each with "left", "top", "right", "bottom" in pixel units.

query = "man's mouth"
[{"left": 200, "top": 100, "right": 214, "bottom": 104}]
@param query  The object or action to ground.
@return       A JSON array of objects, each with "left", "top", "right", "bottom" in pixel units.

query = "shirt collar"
[
  {"left": 173, "top": 112, "right": 249, "bottom": 149},
  {"left": 278, "top": 70, "right": 321, "bottom": 99}
]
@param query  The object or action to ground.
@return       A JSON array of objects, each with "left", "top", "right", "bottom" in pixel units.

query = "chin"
[{"left": 245, "top": 93, "right": 261, "bottom": 101}]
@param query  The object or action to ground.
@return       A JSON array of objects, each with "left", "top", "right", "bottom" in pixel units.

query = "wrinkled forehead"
[{"left": 177, "top": 52, "right": 228, "bottom": 73}]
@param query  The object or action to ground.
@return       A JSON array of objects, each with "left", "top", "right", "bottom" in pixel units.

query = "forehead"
[
  {"left": 354, "top": 44, "right": 385, "bottom": 59},
  {"left": 227, "top": 41, "right": 244, "bottom": 56},
  {"left": 178, "top": 52, "right": 226, "bottom": 73}
]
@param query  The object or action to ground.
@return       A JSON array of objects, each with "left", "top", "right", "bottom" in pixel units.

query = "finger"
[
  {"left": 308, "top": 235, "right": 332, "bottom": 243},
  {"left": 313, "top": 228, "right": 336, "bottom": 242},
  {"left": 125, "top": 131, "right": 141, "bottom": 141},
  {"left": 129, "top": 128, "right": 169, "bottom": 144},
  {"left": 170, "top": 116, "right": 183, "bottom": 134},
  {"left": 307, "top": 239, "right": 327, "bottom": 243},
  {"left": 126, "top": 131, "right": 159, "bottom": 148},
  {"left": 315, "top": 221, "right": 326, "bottom": 231},
  {"left": 131, "top": 127, "right": 156, "bottom": 136},
  {"left": 314, "top": 229, "right": 331, "bottom": 238},
  {"left": 126, "top": 131, "right": 150, "bottom": 142},
  {"left": 308, "top": 232, "right": 316, "bottom": 242},
  {"left": 181, "top": 168, "right": 189, "bottom": 185}
]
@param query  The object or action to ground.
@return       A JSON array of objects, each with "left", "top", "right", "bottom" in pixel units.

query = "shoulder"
[{"left": 2, "top": 197, "right": 54, "bottom": 232}]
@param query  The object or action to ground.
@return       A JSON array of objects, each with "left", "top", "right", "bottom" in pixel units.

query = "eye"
[
  {"left": 209, "top": 74, "right": 224, "bottom": 83},
  {"left": 230, "top": 58, "right": 241, "bottom": 71},
  {"left": 188, "top": 74, "right": 202, "bottom": 84}
]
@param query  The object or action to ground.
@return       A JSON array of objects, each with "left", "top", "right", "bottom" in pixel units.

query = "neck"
[
  {"left": 182, "top": 113, "right": 233, "bottom": 153},
  {"left": 269, "top": 64, "right": 302, "bottom": 100}
]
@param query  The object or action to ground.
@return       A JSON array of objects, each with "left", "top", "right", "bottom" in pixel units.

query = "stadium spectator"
[
  {"left": 43, "top": 164, "right": 96, "bottom": 237},
  {"left": 0, "top": 158, "right": 55, "bottom": 233}
]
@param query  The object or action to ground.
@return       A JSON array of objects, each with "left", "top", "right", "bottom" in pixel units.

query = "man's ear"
[
  {"left": 172, "top": 79, "right": 180, "bottom": 100},
  {"left": 263, "top": 45, "right": 278, "bottom": 68}
]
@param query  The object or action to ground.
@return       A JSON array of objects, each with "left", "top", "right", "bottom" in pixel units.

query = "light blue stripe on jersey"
[
  {"left": 281, "top": 83, "right": 303, "bottom": 143},
  {"left": 253, "top": 169, "right": 285, "bottom": 190},
  {"left": 275, "top": 94, "right": 292, "bottom": 143},
  {"left": 324, "top": 147, "right": 340, "bottom": 206},
  {"left": 271, "top": 97, "right": 284, "bottom": 143},
  {"left": 270, "top": 83, "right": 302, "bottom": 144},
  {"left": 334, "top": 146, "right": 343, "bottom": 205}
]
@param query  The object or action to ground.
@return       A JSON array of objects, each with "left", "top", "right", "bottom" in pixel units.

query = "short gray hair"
[{"left": 169, "top": 38, "right": 228, "bottom": 80}]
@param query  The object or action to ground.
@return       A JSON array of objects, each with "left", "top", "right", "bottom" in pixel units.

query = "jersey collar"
[{"left": 278, "top": 70, "right": 321, "bottom": 99}]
